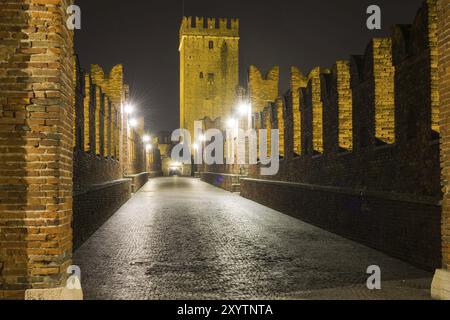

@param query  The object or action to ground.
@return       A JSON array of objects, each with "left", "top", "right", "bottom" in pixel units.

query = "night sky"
[{"left": 75, "top": 0, "right": 424, "bottom": 134}]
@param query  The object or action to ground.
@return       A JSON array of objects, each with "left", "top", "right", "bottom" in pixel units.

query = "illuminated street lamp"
[
  {"left": 238, "top": 102, "right": 251, "bottom": 116},
  {"left": 143, "top": 135, "right": 151, "bottom": 143},
  {"left": 237, "top": 101, "right": 252, "bottom": 130},
  {"left": 129, "top": 118, "right": 138, "bottom": 128},
  {"left": 226, "top": 118, "right": 237, "bottom": 129},
  {"left": 124, "top": 103, "right": 135, "bottom": 115},
  {"left": 192, "top": 143, "right": 199, "bottom": 151}
]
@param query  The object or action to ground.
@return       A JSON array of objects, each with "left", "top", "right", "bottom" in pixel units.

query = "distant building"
[{"left": 179, "top": 17, "right": 240, "bottom": 140}]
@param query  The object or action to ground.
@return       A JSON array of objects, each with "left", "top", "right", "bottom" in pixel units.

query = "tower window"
[
  {"left": 200, "top": 72, "right": 204, "bottom": 79},
  {"left": 209, "top": 41, "right": 214, "bottom": 49},
  {"left": 207, "top": 73, "right": 215, "bottom": 85}
]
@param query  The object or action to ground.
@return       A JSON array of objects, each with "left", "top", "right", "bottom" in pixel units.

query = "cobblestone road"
[{"left": 74, "top": 177, "right": 433, "bottom": 300}]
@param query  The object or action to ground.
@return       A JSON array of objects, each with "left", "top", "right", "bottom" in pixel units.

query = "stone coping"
[
  {"left": 74, "top": 178, "right": 131, "bottom": 197},
  {"left": 124, "top": 172, "right": 149, "bottom": 179},
  {"left": 241, "top": 178, "right": 441, "bottom": 206},
  {"left": 201, "top": 172, "right": 244, "bottom": 178},
  {"left": 432, "top": 269, "right": 450, "bottom": 300}
]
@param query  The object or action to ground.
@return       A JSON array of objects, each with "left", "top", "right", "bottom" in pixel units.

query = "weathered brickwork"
[
  {"left": 83, "top": 74, "right": 91, "bottom": 152},
  {"left": 0, "top": 0, "right": 74, "bottom": 299},
  {"left": 126, "top": 117, "right": 147, "bottom": 175},
  {"left": 290, "top": 67, "right": 307, "bottom": 156},
  {"left": 248, "top": 66, "right": 280, "bottom": 113},
  {"left": 72, "top": 61, "right": 149, "bottom": 251},
  {"left": 94, "top": 87, "right": 101, "bottom": 156},
  {"left": 276, "top": 98, "right": 285, "bottom": 157},
  {"left": 240, "top": 1, "right": 442, "bottom": 270},
  {"left": 437, "top": 0, "right": 450, "bottom": 270},
  {"left": 334, "top": 61, "right": 353, "bottom": 151},
  {"left": 373, "top": 39, "right": 396, "bottom": 145},
  {"left": 308, "top": 67, "right": 328, "bottom": 154},
  {"left": 429, "top": 1, "right": 441, "bottom": 135},
  {"left": 90, "top": 64, "right": 124, "bottom": 160},
  {"left": 241, "top": 178, "right": 441, "bottom": 271},
  {"left": 254, "top": 112, "right": 262, "bottom": 159},
  {"left": 263, "top": 105, "right": 272, "bottom": 157}
]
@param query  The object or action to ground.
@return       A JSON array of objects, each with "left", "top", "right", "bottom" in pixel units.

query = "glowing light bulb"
[
  {"left": 124, "top": 103, "right": 135, "bottom": 115},
  {"left": 226, "top": 118, "right": 237, "bottom": 129},
  {"left": 129, "top": 118, "right": 138, "bottom": 128},
  {"left": 238, "top": 102, "right": 251, "bottom": 116}
]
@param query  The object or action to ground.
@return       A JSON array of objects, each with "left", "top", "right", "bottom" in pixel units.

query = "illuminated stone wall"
[
  {"left": 243, "top": 0, "right": 442, "bottom": 270},
  {"left": 248, "top": 66, "right": 280, "bottom": 113},
  {"left": 309, "top": 67, "right": 328, "bottom": 154},
  {"left": 72, "top": 62, "right": 147, "bottom": 249},
  {"left": 373, "top": 38, "right": 396, "bottom": 145},
  {"left": 334, "top": 61, "right": 353, "bottom": 151},
  {"left": 0, "top": 0, "right": 75, "bottom": 299},
  {"left": 437, "top": 0, "right": 450, "bottom": 271},
  {"left": 290, "top": 67, "right": 307, "bottom": 156},
  {"left": 179, "top": 17, "right": 239, "bottom": 139},
  {"left": 263, "top": 105, "right": 272, "bottom": 157},
  {"left": 276, "top": 98, "right": 285, "bottom": 157}
]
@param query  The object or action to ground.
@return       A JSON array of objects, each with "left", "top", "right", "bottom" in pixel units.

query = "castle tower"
[{"left": 179, "top": 17, "right": 240, "bottom": 139}]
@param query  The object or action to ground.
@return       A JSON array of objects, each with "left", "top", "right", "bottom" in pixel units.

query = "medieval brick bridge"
[
  {"left": 0, "top": 0, "right": 449, "bottom": 300},
  {"left": 73, "top": 177, "right": 431, "bottom": 300}
]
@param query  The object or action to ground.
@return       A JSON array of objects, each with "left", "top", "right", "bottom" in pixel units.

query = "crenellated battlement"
[
  {"left": 250, "top": 0, "right": 440, "bottom": 160},
  {"left": 248, "top": 0, "right": 439, "bottom": 170},
  {"left": 238, "top": 0, "right": 444, "bottom": 272},
  {"left": 90, "top": 64, "right": 124, "bottom": 107},
  {"left": 248, "top": 66, "right": 280, "bottom": 113},
  {"left": 180, "top": 16, "right": 239, "bottom": 38}
]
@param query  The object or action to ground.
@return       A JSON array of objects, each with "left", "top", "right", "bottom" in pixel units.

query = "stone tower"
[{"left": 179, "top": 17, "right": 240, "bottom": 139}]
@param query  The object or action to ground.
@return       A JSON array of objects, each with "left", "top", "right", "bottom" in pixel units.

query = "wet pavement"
[{"left": 74, "top": 177, "right": 432, "bottom": 300}]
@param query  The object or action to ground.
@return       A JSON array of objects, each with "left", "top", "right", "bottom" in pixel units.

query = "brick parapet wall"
[
  {"left": 233, "top": 0, "right": 443, "bottom": 270},
  {"left": 437, "top": 0, "right": 450, "bottom": 270},
  {"left": 248, "top": 66, "right": 280, "bottom": 113},
  {"left": 72, "top": 61, "right": 148, "bottom": 249},
  {"left": 73, "top": 179, "right": 131, "bottom": 250},
  {"left": 241, "top": 178, "right": 441, "bottom": 270},
  {"left": 0, "top": 0, "right": 74, "bottom": 299},
  {"left": 247, "top": 1, "right": 441, "bottom": 198}
]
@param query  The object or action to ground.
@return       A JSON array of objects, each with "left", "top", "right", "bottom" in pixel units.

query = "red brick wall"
[
  {"left": 0, "top": 0, "right": 74, "bottom": 299},
  {"left": 241, "top": 178, "right": 441, "bottom": 271},
  {"left": 438, "top": 0, "right": 450, "bottom": 270},
  {"left": 239, "top": 1, "right": 443, "bottom": 270},
  {"left": 249, "top": 2, "right": 441, "bottom": 198}
]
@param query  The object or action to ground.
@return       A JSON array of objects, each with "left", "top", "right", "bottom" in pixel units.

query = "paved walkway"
[{"left": 74, "top": 177, "right": 432, "bottom": 300}]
